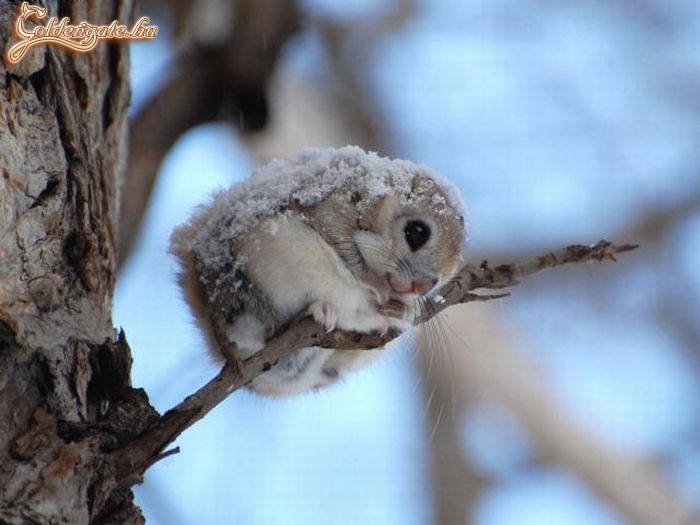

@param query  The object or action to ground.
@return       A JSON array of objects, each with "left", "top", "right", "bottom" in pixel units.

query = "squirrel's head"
[{"left": 354, "top": 175, "right": 465, "bottom": 303}]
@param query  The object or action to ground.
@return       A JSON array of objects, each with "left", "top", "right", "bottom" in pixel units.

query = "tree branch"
[
  {"left": 112, "top": 239, "right": 637, "bottom": 481},
  {"left": 117, "top": 0, "right": 300, "bottom": 271}
]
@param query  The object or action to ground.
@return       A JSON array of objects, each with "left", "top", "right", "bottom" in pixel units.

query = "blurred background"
[{"left": 114, "top": 1, "right": 700, "bottom": 523}]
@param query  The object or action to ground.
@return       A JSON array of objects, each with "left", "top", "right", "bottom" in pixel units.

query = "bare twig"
[
  {"left": 413, "top": 240, "right": 638, "bottom": 322},
  {"left": 112, "top": 240, "right": 637, "bottom": 481}
]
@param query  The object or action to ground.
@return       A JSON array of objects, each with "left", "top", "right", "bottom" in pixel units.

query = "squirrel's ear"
[{"left": 354, "top": 230, "right": 392, "bottom": 273}]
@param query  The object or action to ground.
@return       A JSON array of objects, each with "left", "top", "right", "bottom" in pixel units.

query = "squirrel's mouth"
[
  {"left": 386, "top": 273, "right": 437, "bottom": 299},
  {"left": 360, "top": 271, "right": 435, "bottom": 306}
]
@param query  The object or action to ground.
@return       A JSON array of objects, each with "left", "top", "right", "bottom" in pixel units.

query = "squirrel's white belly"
[
  {"left": 240, "top": 215, "right": 387, "bottom": 331},
  {"left": 229, "top": 215, "right": 388, "bottom": 396}
]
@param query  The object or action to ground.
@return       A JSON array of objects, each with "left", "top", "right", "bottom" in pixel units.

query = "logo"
[{"left": 6, "top": 2, "right": 157, "bottom": 64}]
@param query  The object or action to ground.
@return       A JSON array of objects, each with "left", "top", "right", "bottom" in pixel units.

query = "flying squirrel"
[{"left": 170, "top": 146, "right": 466, "bottom": 397}]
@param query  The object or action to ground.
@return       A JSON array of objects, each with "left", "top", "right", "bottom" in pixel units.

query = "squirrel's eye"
[{"left": 404, "top": 220, "right": 431, "bottom": 251}]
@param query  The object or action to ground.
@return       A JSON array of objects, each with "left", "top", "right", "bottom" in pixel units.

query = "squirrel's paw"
[
  {"left": 377, "top": 299, "right": 415, "bottom": 331},
  {"left": 377, "top": 299, "right": 406, "bottom": 320},
  {"left": 308, "top": 300, "right": 337, "bottom": 333}
]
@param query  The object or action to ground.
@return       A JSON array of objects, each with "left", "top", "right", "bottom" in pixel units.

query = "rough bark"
[{"left": 0, "top": 1, "right": 159, "bottom": 523}]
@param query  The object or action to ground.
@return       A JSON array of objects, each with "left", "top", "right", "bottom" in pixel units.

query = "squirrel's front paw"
[
  {"left": 308, "top": 300, "right": 337, "bottom": 333},
  {"left": 377, "top": 299, "right": 415, "bottom": 330},
  {"left": 377, "top": 299, "right": 406, "bottom": 319}
]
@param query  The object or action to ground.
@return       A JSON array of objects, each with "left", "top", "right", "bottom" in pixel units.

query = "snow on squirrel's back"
[{"left": 170, "top": 145, "right": 464, "bottom": 273}]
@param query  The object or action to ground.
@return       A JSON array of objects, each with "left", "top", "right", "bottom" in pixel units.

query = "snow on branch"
[{"left": 112, "top": 239, "right": 637, "bottom": 482}]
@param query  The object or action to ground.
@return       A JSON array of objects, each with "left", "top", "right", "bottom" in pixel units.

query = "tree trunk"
[{"left": 0, "top": 1, "right": 157, "bottom": 523}]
